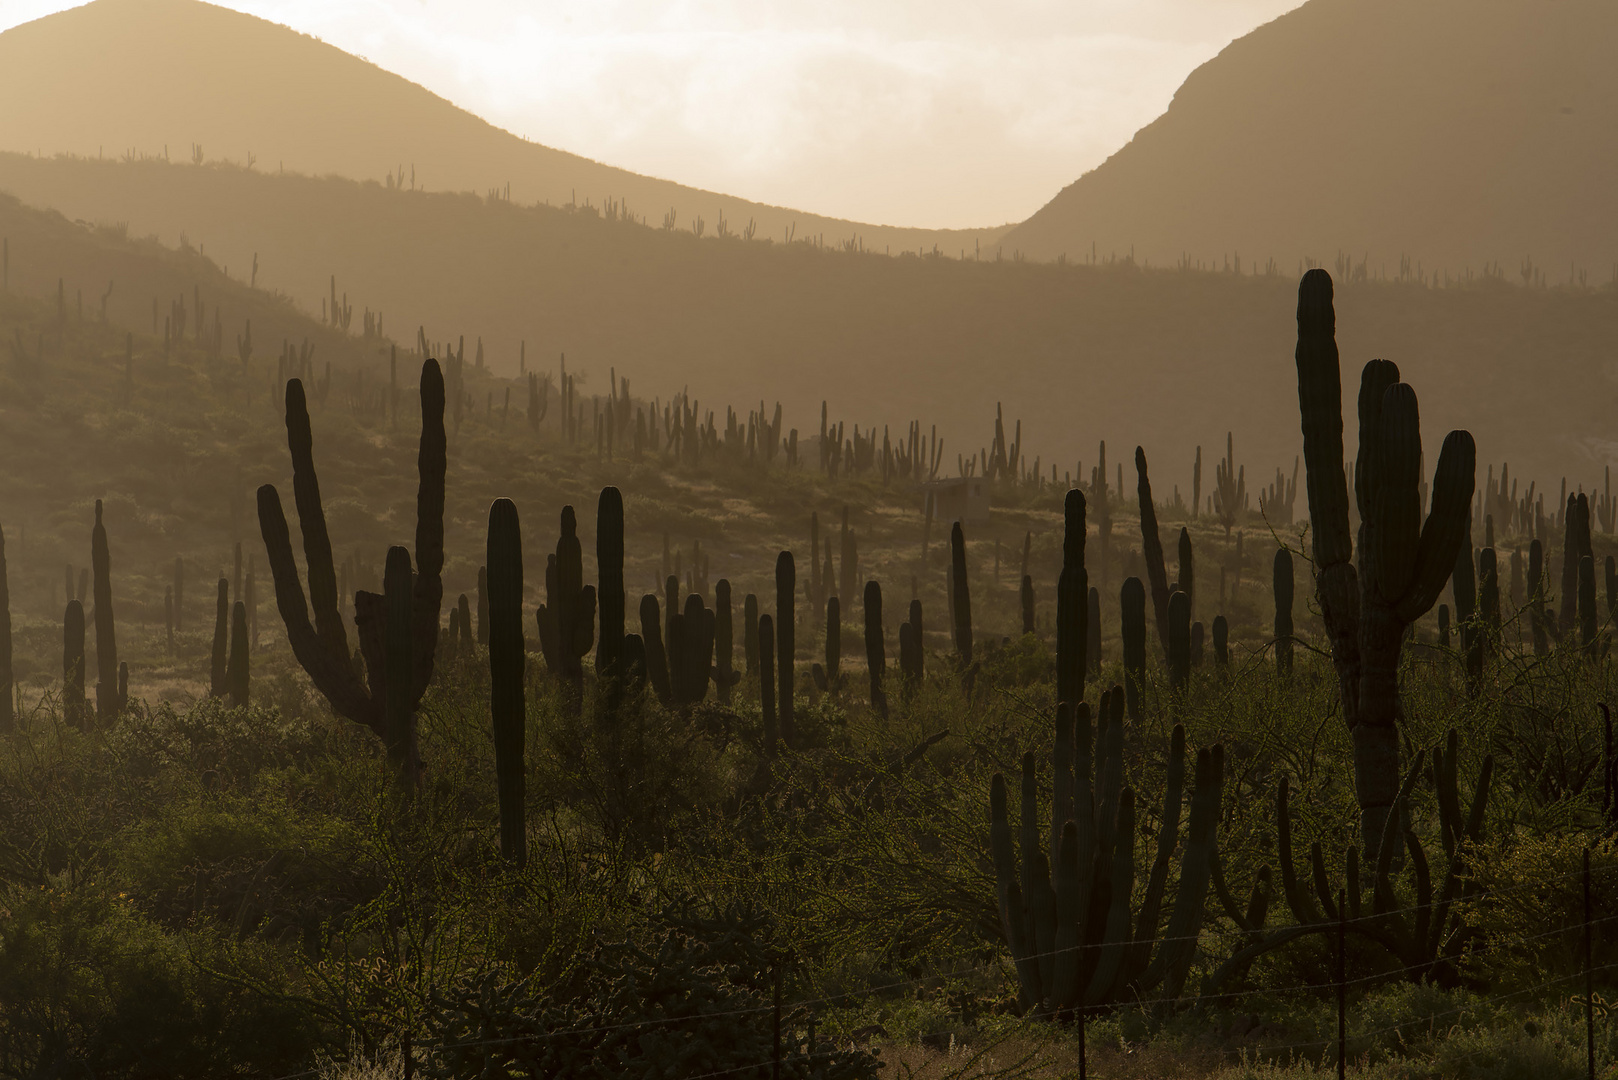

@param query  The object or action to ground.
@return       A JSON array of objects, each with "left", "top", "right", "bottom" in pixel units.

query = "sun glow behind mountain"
[{"left": 0, "top": 0, "right": 1303, "bottom": 228}]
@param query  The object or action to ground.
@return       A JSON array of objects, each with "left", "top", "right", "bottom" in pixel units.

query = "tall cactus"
[
  {"left": 864, "top": 581, "right": 887, "bottom": 718},
  {"left": 487, "top": 498, "right": 526, "bottom": 866},
  {"left": 1292, "top": 270, "right": 1475, "bottom": 858},
  {"left": 226, "top": 601, "right": 249, "bottom": 707},
  {"left": 1121, "top": 577, "right": 1146, "bottom": 719},
  {"left": 1167, "top": 591, "right": 1190, "bottom": 691},
  {"left": 775, "top": 551, "right": 795, "bottom": 748},
  {"left": 812, "top": 595, "right": 841, "bottom": 696},
  {"left": 669, "top": 593, "right": 716, "bottom": 707},
  {"left": 1274, "top": 549, "right": 1294, "bottom": 676},
  {"left": 257, "top": 361, "right": 444, "bottom": 758},
  {"left": 535, "top": 506, "right": 596, "bottom": 709},
  {"left": 640, "top": 594, "right": 673, "bottom": 706},
  {"left": 991, "top": 704, "right": 1225, "bottom": 1013},
  {"left": 91, "top": 500, "right": 123, "bottom": 721},
  {"left": 1135, "top": 448, "right": 1172, "bottom": 655},
  {"left": 1057, "top": 490, "right": 1088, "bottom": 704}
]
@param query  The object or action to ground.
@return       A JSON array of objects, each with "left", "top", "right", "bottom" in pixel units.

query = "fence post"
[
  {"left": 1337, "top": 887, "right": 1347, "bottom": 1080},
  {"left": 1586, "top": 846, "right": 1595, "bottom": 1080}
]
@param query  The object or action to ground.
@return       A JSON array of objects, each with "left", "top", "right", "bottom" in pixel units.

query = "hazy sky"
[{"left": 2, "top": 0, "right": 1304, "bottom": 228}]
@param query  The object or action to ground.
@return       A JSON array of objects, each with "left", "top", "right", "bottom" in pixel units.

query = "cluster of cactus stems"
[
  {"left": 257, "top": 359, "right": 445, "bottom": 782},
  {"left": 992, "top": 694, "right": 1226, "bottom": 1014},
  {"left": 1213, "top": 432, "right": 1247, "bottom": 535},
  {"left": 534, "top": 506, "right": 597, "bottom": 710},
  {"left": 1207, "top": 730, "right": 1493, "bottom": 992},
  {"left": 1293, "top": 269, "right": 1476, "bottom": 859}
]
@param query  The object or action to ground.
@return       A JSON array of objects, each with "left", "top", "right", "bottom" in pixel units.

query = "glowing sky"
[{"left": 0, "top": 0, "right": 1305, "bottom": 228}]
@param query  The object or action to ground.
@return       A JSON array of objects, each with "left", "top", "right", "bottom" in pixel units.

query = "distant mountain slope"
[
  {"left": 0, "top": 0, "right": 1008, "bottom": 253},
  {"left": 2, "top": 156, "right": 1617, "bottom": 496},
  {"left": 1001, "top": 0, "right": 1618, "bottom": 276}
]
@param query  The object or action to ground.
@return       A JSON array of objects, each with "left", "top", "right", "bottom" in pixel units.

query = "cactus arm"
[
  {"left": 1209, "top": 847, "right": 1250, "bottom": 930},
  {"left": 1275, "top": 776, "right": 1321, "bottom": 926},
  {"left": 1083, "top": 787, "right": 1136, "bottom": 1006},
  {"left": 1294, "top": 271, "right": 1361, "bottom": 723},
  {"left": 257, "top": 484, "right": 371, "bottom": 727},
  {"left": 1129, "top": 724, "right": 1185, "bottom": 981},
  {"left": 1309, "top": 842, "right": 1340, "bottom": 922},
  {"left": 1365, "top": 382, "right": 1422, "bottom": 604},
  {"left": 991, "top": 774, "right": 1042, "bottom": 1011},
  {"left": 640, "top": 594, "right": 673, "bottom": 706},
  {"left": 1394, "top": 431, "right": 1478, "bottom": 623},
  {"left": 410, "top": 360, "right": 445, "bottom": 700},
  {"left": 1135, "top": 447, "right": 1172, "bottom": 654},
  {"left": 1095, "top": 692, "right": 1125, "bottom": 852},
  {"left": 282, "top": 379, "right": 350, "bottom": 664},
  {"left": 1406, "top": 824, "right": 1432, "bottom": 960},
  {"left": 1071, "top": 702, "right": 1096, "bottom": 939},
  {"left": 1142, "top": 746, "right": 1224, "bottom": 999}
]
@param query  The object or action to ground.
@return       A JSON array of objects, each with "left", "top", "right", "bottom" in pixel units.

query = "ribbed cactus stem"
[{"left": 487, "top": 498, "right": 526, "bottom": 865}]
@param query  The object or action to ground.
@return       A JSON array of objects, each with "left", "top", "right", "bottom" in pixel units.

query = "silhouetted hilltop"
[
  {"left": 2, "top": 162, "right": 1617, "bottom": 496},
  {"left": 1001, "top": 0, "right": 1618, "bottom": 275},
  {"left": 0, "top": 0, "right": 1009, "bottom": 253}
]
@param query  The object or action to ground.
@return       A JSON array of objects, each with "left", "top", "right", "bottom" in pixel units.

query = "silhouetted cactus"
[
  {"left": 1168, "top": 591, "right": 1190, "bottom": 691},
  {"left": 1057, "top": 490, "right": 1088, "bottom": 704},
  {"left": 759, "top": 613, "right": 777, "bottom": 757},
  {"left": 226, "top": 601, "right": 249, "bottom": 707},
  {"left": 669, "top": 593, "right": 717, "bottom": 707},
  {"left": 1135, "top": 449, "right": 1172, "bottom": 654},
  {"left": 1292, "top": 269, "right": 1475, "bottom": 858},
  {"left": 1121, "top": 577, "right": 1146, "bottom": 719},
  {"left": 640, "top": 594, "right": 673, "bottom": 706},
  {"left": 991, "top": 705, "right": 1225, "bottom": 1013},
  {"left": 864, "top": 582, "right": 887, "bottom": 718},
  {"left": 776, "top": 551, "right": 796, "bottom": 747},
  {"left": 91, "top": 500, "right": 123, "bottom": 721},
  {"left": 63, "top": 600, "right": 85, "bottom": 727},
  {"left": 812, "top": 595, "right": 841, "bottom": 695},
  {"left": 257, "top": 361, "right": 445, "bottom": 772},
  {"left": 1274, "top": 549, "right": 1294, "bottom": 676},
  {"left": 535, "top": 506, "right": 597, "bottom": 709},
  {"left": 487, "top": 498, "right": 526, "bottom": 866}
]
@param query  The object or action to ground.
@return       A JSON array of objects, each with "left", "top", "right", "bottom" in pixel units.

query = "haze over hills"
[
  {"left": 0, "top": 0, "right": 1011, "bottom": 254},
  {"left": 2, "top": 160, "right": 1617, "bottom": 498},
  {"left": 1002, "top": 0, "right": 1618, "bottom": 277}
]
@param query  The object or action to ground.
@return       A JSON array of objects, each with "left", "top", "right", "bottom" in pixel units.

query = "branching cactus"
[
  {"left": 535, "top": 506, "right": 597, "bottom": 709},
  {"left": 991, "top": 699, "right": 1225, "bottom": 1014},
  {"left": 258, "top": 361, "right": 444, "bottom": 769},
  {"left": 1292, "top": 270, "right": 1475, "bottom": 859},
  {"left": 1208, "top": 729, "right": 1492, "bottom": 992},
  {"left": 668, "top": 593, "right": 717, "bottom": 707}
]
